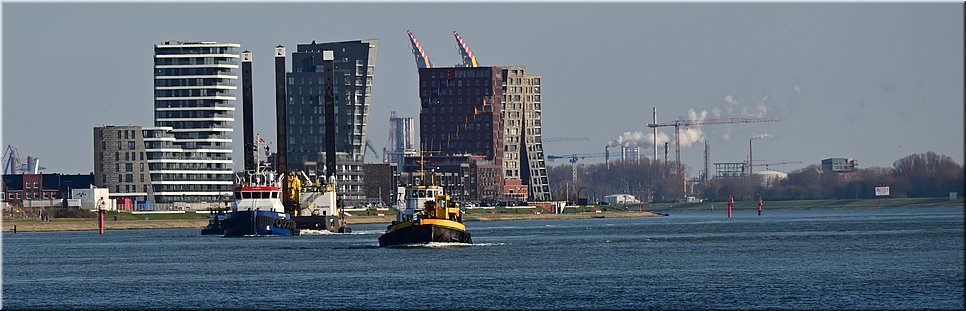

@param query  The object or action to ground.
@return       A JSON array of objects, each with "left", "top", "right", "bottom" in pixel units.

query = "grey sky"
[{"left": 2, "top": 2, "right": 963, "bottom": 176}]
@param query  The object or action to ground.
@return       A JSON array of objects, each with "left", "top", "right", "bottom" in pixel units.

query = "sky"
[{"left": 1, "top": 2, "right": 963, "bottom": 176}]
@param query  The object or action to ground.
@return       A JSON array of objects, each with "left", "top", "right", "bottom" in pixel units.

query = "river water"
[{"left": 3, "top": 207, "right": 963, "bottom": 310}]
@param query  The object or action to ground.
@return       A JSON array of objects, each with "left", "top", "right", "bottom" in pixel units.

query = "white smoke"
[
  {"left": 724, "top": 95, "right": 739, "bottom": 115},
  {"left": 677, "top": 108, "right": 708, "bottom": 148},
  {"left": 717, "top": 95, "right": 772, "bottom": 140},
  {"left": 609, "top": 94, "right": 772, "bottom": 150},
  {"left": 609, "top": 131, "right": 670, "bottom": 149},
  {"left": 751, "top": 133, "right": 773, "bottom": 140}
]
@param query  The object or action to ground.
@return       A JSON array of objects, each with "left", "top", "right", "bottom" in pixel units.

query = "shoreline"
[
  {"left": 1, "top": 211, "right": 663, "bottom": 233},
  {"left": 5, "top": 198, "right": 961, "bottom": 234}
]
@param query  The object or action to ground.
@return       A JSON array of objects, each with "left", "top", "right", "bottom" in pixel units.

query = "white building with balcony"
[{"left": 152, "top": 41, "right": 239, "bottom": 203}]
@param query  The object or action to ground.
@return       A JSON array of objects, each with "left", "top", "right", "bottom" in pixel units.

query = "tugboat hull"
[
  {"left": 378, "top": 220, "right": 472, "bottom": 247},
  {"left": 200, "top": 224, "right": 223, "bottom": 235},
  {"left": 222, "top": 211, "right": 299, "bottom": 237},
  {"left": 200, "top": 212, "right": 225, "bottom": 235}
]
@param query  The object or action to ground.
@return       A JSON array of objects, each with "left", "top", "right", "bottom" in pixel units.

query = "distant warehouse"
[
  {"left": 603, "top": 194, "right": 641, "bottom": 205},
  {"left": 822, "top": 157, "right": 857, "bottom": 173}
]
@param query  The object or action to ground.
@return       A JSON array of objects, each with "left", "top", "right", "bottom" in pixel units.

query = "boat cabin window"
[
  {"left": 242, "top": 192, "right": 252, "bottom": 199},
  {"left": 235, "top": 193, "right": 242, "bottom": 200},
  {"left": 412, "top": 190, "right": 426, "bottom": 198},
  {"left": 271, "top": 192, "right": 278, "bottom": 199}
]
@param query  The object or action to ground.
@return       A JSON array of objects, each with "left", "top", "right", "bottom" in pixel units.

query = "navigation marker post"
[
  {"left": 727, "top": 194, "right": 734, "bottom": 219},
  {"left": 757, "top": 193, "right": 763, "bottom": 216}
]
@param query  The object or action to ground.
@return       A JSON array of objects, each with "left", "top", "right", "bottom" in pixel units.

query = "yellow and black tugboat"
[{"left": 378, "top": 184, "right": 471, "bottom": 247}]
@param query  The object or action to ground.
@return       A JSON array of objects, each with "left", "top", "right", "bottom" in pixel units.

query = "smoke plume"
[
  {"left": 751, "top": 133, "right": 773, "bottom": 140},
  {"left": 609, "top": 93, "right": 772, "bottom": 151},
  {"left": 608, "top": 131, "right": 670, "bottom": 150}
]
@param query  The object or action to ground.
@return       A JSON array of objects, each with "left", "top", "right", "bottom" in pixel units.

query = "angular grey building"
[
  {"left": 153, "top": 41, "right": 239, "bottom": 203},
  {"left": 93, "top": 125, "right": 155, "bottom": 205},
  {"left": 501, "top": 66, "right": 550, "bottom": 201},
  {"left": 285, "top": 40, "right": 379, "bottom": 202}
]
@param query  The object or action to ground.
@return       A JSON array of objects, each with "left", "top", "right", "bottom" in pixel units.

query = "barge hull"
[{"left": 222, "top": 211, "right": 299, "bottom": 237}]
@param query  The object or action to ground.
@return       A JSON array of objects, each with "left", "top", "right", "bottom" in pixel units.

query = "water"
[{"left": 3, "top": 207, "right": 963, "bottom": 310}]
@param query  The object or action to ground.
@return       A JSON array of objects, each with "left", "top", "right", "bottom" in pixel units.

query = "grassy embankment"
[
  {"left": 2, "top": 207, "right": 659, "bottom": 233},
  {"left": 643, "top": 197, "right": 965, "bottom": 211},
  {"left": 4, "top": 197, "right": 960, "bottom": 233},
  {"left": 3, "top": 211, "right": 211, "bottom": 233}
]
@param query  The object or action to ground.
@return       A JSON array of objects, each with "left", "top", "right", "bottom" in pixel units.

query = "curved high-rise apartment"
[{"left": 152, "top": 41, "right": 239, "bottom": 204}]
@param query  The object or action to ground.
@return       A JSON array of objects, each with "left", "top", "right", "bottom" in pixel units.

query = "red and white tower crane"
[
  {"left": 453, "top": 31, "right": 479, "bottom": 67},
  {"left": 407, "top": 30, "right": 433, "bottom": 69}
]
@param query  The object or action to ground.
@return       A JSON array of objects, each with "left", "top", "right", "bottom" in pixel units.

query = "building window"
[
  {"left": 126, "top": 174, "right": 133, "bottom": 183},
  {"left": 125, "top": 163, "right": 133, "bottom": 172},
  {"left": 33, "top": 181, "right": 39, "bottom": 189},
  {"left": 115, "top": 152, "right": 119, "bottom": 161},
  {"left": 118, "top": 141, "right": 123, "bottom": 150},
  {"left": 128, "top": 141, "right": 136, "bottom": 149},
  {"left": 125, "top": 153, "right": 129, "bottom": 161},
  {"left": 140, "top": 163, "right": 144, "bottom": 171}
]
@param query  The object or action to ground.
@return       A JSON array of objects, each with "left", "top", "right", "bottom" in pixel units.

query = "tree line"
[{"left": 548, "top": 152, "right": 964, "bottom": 203}]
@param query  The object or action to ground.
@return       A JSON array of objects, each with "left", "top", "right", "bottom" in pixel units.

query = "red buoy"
[
  {"left": 757, "top": 193, "right": 763, "bottom": 216},
  {"left": 98, "top": 209, "right": 106, "bottom": 234},
  {"left": 727, "top": 194, "right": 734, "bottom": 219}
]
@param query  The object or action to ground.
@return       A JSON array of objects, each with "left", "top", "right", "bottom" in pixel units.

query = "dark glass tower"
[{"left": 285, "top": 40, "right": 379, "bottom": 202}]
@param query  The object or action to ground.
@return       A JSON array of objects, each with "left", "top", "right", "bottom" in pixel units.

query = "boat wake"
[
  {"left": 299, "top": 229, "right": 336, "bottom": 235},
  {"left": 300, "top": 229, "right": 383, "bottom": 236},
  {"left": 390, "top": 242, "right": 504, "bottom": 248}
]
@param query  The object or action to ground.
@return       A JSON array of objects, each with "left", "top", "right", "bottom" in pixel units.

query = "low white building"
[
  {"left": 603, "top": 194, "right": 641, "bottom": 205},
  {"left": 71, "top": 187, "right": 116, "bottom": 210}
]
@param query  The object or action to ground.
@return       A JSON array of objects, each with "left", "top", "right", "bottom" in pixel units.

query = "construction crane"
[
  {"left": 647, "top": 116, "right": 780, "bottom": 177},
  {"left": 365, "top": 139, "right": 381, "bottom": 162},
  {"left": 3, "top": 145, "right": 20, "bottom": 175},
  {"left": 749, "top": 161, "right": 803, "bottom": 171},
  {"left": 2, "top": 146, "right": 45, "bottom": 174},
  {"left": 407, "top": 30, "right": 433, "bottom": 69},
  {"left": 453, "top": 31, "right": 479, "bottom": 67},
  {"left": 547, "top": 153, "right": 606, "bottom": 184}
]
